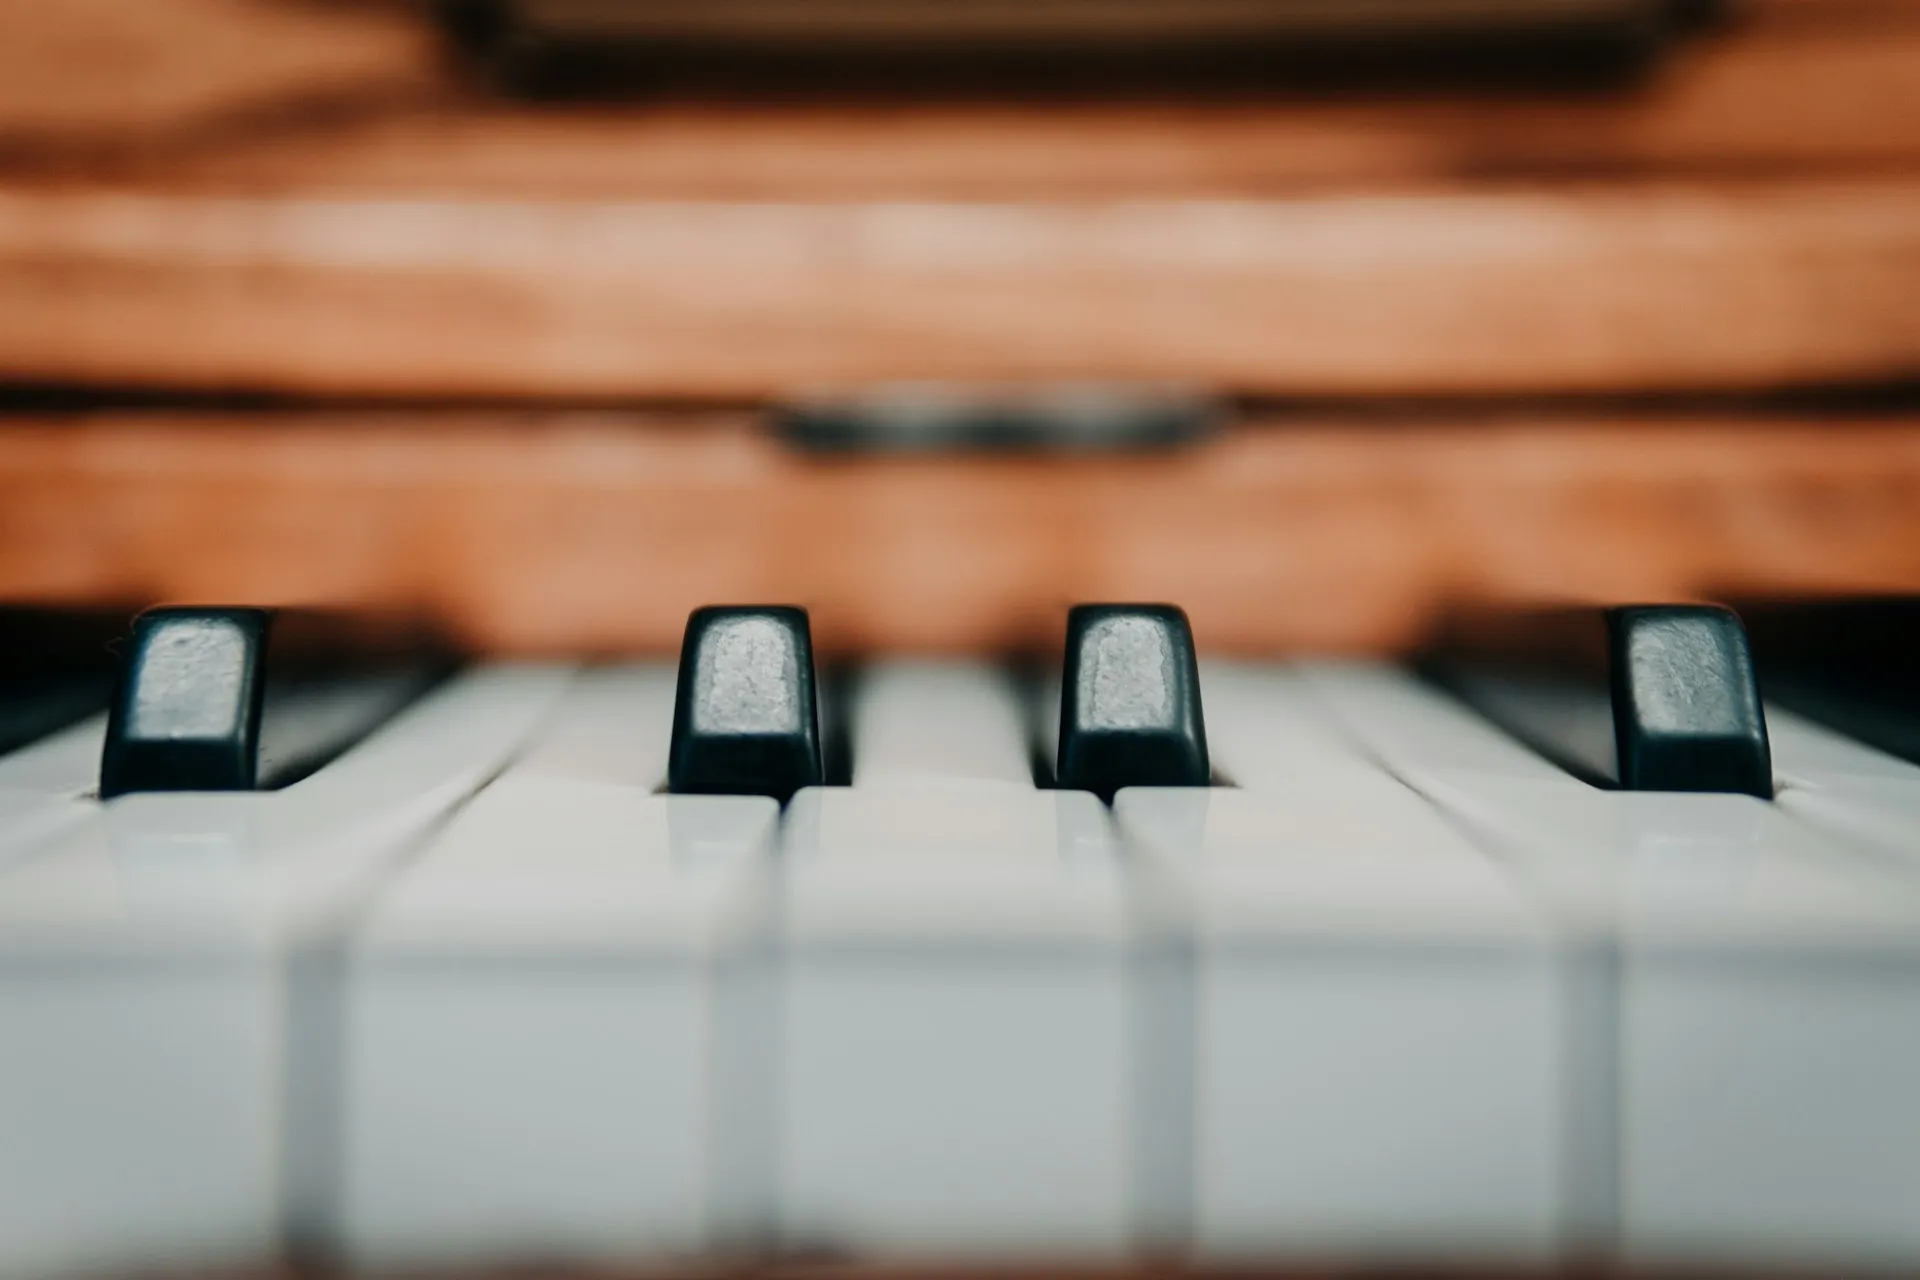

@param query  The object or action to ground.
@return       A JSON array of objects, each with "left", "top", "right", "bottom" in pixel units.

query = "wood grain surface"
[
  {"left": 5, "top": 179, "right": 1920, "bottom": 397},
  {"left": 0, "top": 1, "right": 1917, "bottom": 396},
  {"left": 2, "top": 2, "right": 1918, "bottom": 648},
  {"left": 0, "top": 0, "right": 435, "bottom": 147},
  {"left": 6, "top": 0, "right": 1920, "bottom": 193},
  {"left": 5, "top": 411, "right": 1916, "bottom": 655}
]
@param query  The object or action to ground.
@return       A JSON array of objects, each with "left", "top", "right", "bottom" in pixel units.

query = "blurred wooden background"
[{"left": 1, "top": 0, "right": 1918, "bottom": 653}]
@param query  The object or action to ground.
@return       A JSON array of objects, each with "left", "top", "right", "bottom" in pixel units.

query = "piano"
[
  {"left": 1, "top": 598, "right": 1917, "bottom": 1275},
  {"left": 3, "top": 0, "right": 1920, "bottom": 1273}
]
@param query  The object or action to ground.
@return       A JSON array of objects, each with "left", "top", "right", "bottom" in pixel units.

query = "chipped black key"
[
  {"left": 669, "top": 605, "right": 823, "bottom": 801},
  {"left": 1431, "top": 603, "right": 1772, "bottom": 798},
  {"left": 100, "top": 607, "right": 442, "bottom": 798},
  {"left": 1056, "top": 603, "right": 1209, "bottom": 800}
]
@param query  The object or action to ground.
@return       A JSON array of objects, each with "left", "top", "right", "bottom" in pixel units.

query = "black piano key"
[
  {"left": 1610, "top": 605, "right": 1772, "bottom": 795},
  {"left": 1431, "top": 603, "right": 1772, "bottom": 798},
  {"left": 1056, "top": 602, "right": 1209, "bottom": 801},
  {"left": 0, "top": 607, "right": 125, "bottom": 755},
  {"left": 669, "top": 605, "right": 823, "bottom": 801},
  {"left": 101, "top": 607, "right": 272, "bottom": 796},
  {"left": 100, "top": 607, "right": 446, "bottom": 798}
]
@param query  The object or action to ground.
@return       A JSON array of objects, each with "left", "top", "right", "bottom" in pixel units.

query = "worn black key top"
[
  {"left": 100, "top": 607, "right": 441, "bottom": 798},
  {"left": 102, "top": 608, "right": 271, "bottom": 796},
  {"left": 1056, "top": 603, "right": 1209, "bottom": 800},
  {"left": 1432, "top": 603, "right": 1773, "bottom": 798},
  {"left": 669, "top": 605, "right": 822, "bottom": 802}
]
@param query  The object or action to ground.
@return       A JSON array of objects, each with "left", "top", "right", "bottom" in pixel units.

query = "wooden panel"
[
  {"left": 1, "top": 2, "right": 1917, "bottom": 396},
  {"left": 138, "top": 5, "right": 1920, "bottom": 198},
  {"left": 0, "top": 0, "right": 435, "bottom": 145},
  {"left": 4, "top": 411, "right": 1918, "bottom": 655},
  {"left": 3, "top": 179, "right": 1918, "bottom": 396},
  {"left": 4, "top": 1, "right": 1920, "bottom": 194}
]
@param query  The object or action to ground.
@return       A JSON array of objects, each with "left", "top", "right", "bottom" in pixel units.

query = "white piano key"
[
  {"left": 511, "top": 663, "right": 676, "bottom": 787},
  {"left": 1305, "top": 664, "right": 1920, "bottom": 1267},
  {"left": 0, "top": 713, "right": 105, "bottom": 861},
  {"left": 1765, "top": 706, "right": 1920, "bottom": 790},
  {"left": 1448, "top": 778, "right": 1920, "bottom": 1267},
  {"left": 0, "top": 713, "right": 104, "bottom": 795},
  {"left": 331, "top": 665, "right": 779, "bottom": 1265},
  {"left": 777, "top": 660, "right": 1139, "bottom": 1255},
  {"left": 1195, "top": 660, "right": 1381, "bottom": 784},
  {"left": 1119, "top": 662, "right": 1563, "bottom": 1261},
  {"left": 254, "top": 668, "right": 437, "bottom": 788},
  {"left": 850, "top": 661, "right": 1034, "bottom": 787},
  {"left": 1119, "top": 781, "right": 1563, "bottom": 1262},
  {"left": 0, "top": 665, "right": 569, "bottom": 1278},
  {"left": 1766, "top": 706, "right": 1920, "bottom": 869},
  {"left": 1780, "top": 779, "right": 1920, "bottom": 871},
  {"left": 1295, "top": 659, "right": 1569, "bottom": 784}
]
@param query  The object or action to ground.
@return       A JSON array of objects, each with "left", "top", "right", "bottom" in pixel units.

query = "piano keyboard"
[{"left": 1, "top": 603, "right": 1917, "bottom": 1274}]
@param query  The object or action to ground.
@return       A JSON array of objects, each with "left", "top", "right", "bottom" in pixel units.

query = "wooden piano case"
[{"left": 1, "top": 0, "right": 1918, "bottom": 655}]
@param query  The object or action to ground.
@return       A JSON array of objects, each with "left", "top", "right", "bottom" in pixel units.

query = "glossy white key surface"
[
  {"left": 1762, "top": 701, "right": 1920, "bottom": 1262},
  {"left": 0, "top": 713, "right": 104, "bottom": 795},
  {"left": 0, "top": 666, "right": 569, "bottom": 1278},
  {"left": 1303, "top": 662, "right": 1920, "bottom": 1266},
  {"left": 850, "top": 662, "right": 1034, "bottom": 787},
  {"left": 1122, "top": 785, "right": 1562, "bottom": 1262},
  {"left": 1296, "top": 660, "right": 1567, "bottom": 784},
  {"left": 1768, "top": 707, "right": 1920, "bottom": 789},
  {"left": 510, "top": 664, "right": 677, "bottom": 788},
  {"left": 334, "top": 666, "right": 779, "bottom": 1265},
  {"left": 1768, "top": 706, "right": 1920, "bottom": 869},
  {"left": 0, "top": 714, "right": 106, "bottom": 860},
  {"left": 11, "top": 645, "right": 1920, "bottom": 1273},
  {"left": 1124, "top": 660, "right": 1562, "bottom": 1260},
  {"left": 782, "top": 784, "right": 1124, "bottom": 941},
  {"left": 1195, "top": 660, "right": 1379, "bottom": 785},
  {"left": 779, "top": 661, "right": 1137, "bottom": 1255}
]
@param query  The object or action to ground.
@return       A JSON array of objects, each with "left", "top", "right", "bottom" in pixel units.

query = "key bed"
[{"left": 0, "top": 601, "right": 1917, "bottom": 1274}]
